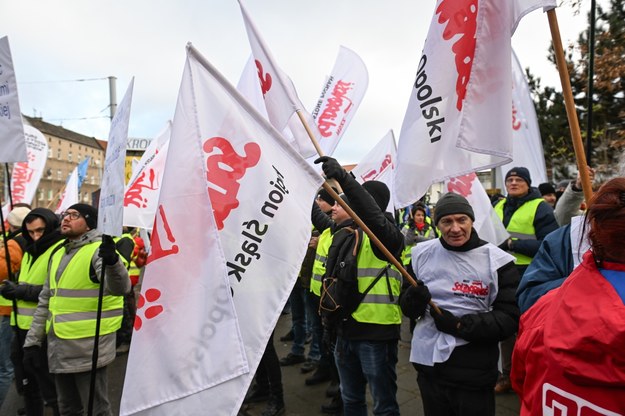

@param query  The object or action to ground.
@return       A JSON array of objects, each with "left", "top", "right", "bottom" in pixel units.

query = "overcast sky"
[{"left": 1, "top": 1, "right": 598, "bottom": 164}]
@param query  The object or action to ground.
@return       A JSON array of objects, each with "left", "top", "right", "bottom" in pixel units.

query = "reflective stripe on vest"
[
  {"left": 47, "top": 242, "right": 123, "bottom": 339},
  {"left": 351, "top": 235, "right": 402, "bottom": 325},
  {"left": 495, "top": 198, "right": 543, "bottom": 265},
  {"left": 11, "top": 240, "right": 64, "bottom": 329},
  {"left": 311, "top": 228, "right": 332, "bottom": 296}
]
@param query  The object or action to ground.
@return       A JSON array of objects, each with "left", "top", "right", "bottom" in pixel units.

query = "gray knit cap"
[{"left": 434, "top": 193, "right": 475, "bottom": 225}]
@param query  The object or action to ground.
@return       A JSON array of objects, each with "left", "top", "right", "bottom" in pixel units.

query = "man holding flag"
[{"left": 23, "top": 204, "right": 130, "bottom": 415}]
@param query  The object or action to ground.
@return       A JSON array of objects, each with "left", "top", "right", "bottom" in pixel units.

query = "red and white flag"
[
  {"left": 350, "top": 130, "right": 397, "bottom": 213},
  {"left": 445, "top": 173, "right": 509, "bottom": 245},
  {"left": 123, "top": 121, "right": 171, "bottom": 230},
  {"left": 99, "top": 78, "right": 134, "bottom": 236},
  {"left": 8, "top": 125, "right": 48, "bottom": 206},
  {"left": 497, "top": 49, "right": 548, "bottom": 187},
  {"left": 0, "top": 36, "right": 27, "bottom": 163},
  {"left": 394, "top": 0, "right": 556, "bottom": 207},
  {"left": 121, "top": 43, "right": 323, "bottom": 416},
  {"left": 238, "top": 0, "right": 318, "bottom": 158},
  {"left": 310, "top": 46, "right": 368, "bottom": 157}
]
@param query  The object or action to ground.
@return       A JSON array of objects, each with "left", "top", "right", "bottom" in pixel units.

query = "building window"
[
  {"left": 95, "top": 159, "right": 101, "bottom": 167},
  {"left": 48, "top": 148, "right": 52, "bottom": 158},
  {"left": 38, "top": 189, "right": 44, "bottom": 201},
  {"left": 68, "top": 151, "right": 72, "bottom": 162},
  {"left": 91, "top": 175, "right": 95, "bottom": 185},
  {"left": 83, "top": 192, "right": 89, "bottom": 202},
  {"left": 57, "top": 148, "right": 62, "bottom": 159},
  {"left": 48, "top": 189, "right": 54, "bottom": 201},
  {"left": 57, "top": 169, "right": 62, "bottom": 181}
]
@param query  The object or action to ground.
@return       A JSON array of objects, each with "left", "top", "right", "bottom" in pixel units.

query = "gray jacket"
[{"left": 24, "top": 229, "right": 130, "bottom": 373}]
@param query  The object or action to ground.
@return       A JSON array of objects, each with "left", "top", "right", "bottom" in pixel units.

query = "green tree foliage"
[{"left": 529, "top": 0, "right": 625, "bottom": 180}]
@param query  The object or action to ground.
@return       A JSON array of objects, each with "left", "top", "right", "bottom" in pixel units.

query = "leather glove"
[
  {"left": 399, "top": 284, "right": 431, "bottom": 320},
  {"left": 23, "top": 345, "right": 43, "bottom": 372},
  {"left": 430, "top": 307, "right": 461, "bottom": 335},
  {"left": 0, "top": 280, "right": 17, "bottom": 300},
  {"left": 98, "top": 235, "right": 119, "bottom": 266},
  {"left": 314, "top": 156, "right": 348, "bottom": 182}
]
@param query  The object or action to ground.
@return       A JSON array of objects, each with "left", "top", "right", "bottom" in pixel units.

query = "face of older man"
[
  {"left": 505, "top": 175, "right": 530, "bottom": 198},
  {"left": 437, "top": 214, "right": 473, "bottom": 247}
]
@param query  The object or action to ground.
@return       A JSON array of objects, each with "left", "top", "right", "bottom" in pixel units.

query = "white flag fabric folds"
[
  {"left": 55, "top": 165, "right": 79, "bottom": 214},
  {"left": 311, "top": 46, "right": 368, "bottom": 157},
  {"left": 497, "top": 49, "right": 548, "bottom": 188},
  {"left": 350, "top": 130, "right": 397, "bottom": 213},
  {"left": 9, "top": 125, "right": 48, "bottom": 206},
  {"left": 123, "top": 121, "right": 171, "bottom": 230},
  {"left": 238, "top": 0, "right": 318, "bottom": 158},
  {"left": 394, "top": 0, "right": 556, "bottom": 208},
  {"left": 98, "top": 78, "right": 134, "bottom": 236},
  {"left": 444, "top": 173, "right": 509, "bottom": 245},
  {"left": 0, "top": 36, "right": 27, "bottom": 163},
  {"left": 121, "top": 43, "right": 323, "bottom": 416}
]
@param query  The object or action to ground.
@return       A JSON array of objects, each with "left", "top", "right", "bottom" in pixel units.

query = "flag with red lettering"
[
  {"left": 444, "top": 173, "right": 509, "bottom": 245},
  {"left": 99, "top": 78, "right": 134, "bottom": 236},
  {"left": 496, "top": 49, "right": 548, "bottom": 188},
  {"left": 0, "top": 36, "right": 27, "bottom": 163},
  {"left": 394, "top": 0, "right": 556, "bottom": 207},
  {"left": 311, "top": 46, "right": 368, "bottom": 157},
  {"left": 238, "top": 0, "right": 318, "bottom": 158},
  {"left": 8, "top": 125, "right": 48, "bottom": 207},
  {"left": 120, "top": 50, "right": 248, "bottom": 416},
  {"left": 123, "top": 121, "right": 171, "bottom": 230},
  {"left": 121, "top": 43, "right": 323, "bottom": 416},
  {"left": 55, "top": 165, "right": 79, "bottom": 214},
  {"left": 350, "top": 130, "right": 397, "bottom": 213}
]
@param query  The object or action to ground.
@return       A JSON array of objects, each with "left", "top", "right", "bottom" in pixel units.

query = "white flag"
[
  {"left": 98, "top": 79, "right": 134, "bottom": 236},
  {"left": 9, "top": 125, "right": 48, "bottom": 206},
  {"left": 120, "top": 51, "right": 248, "bottom": 416},
  {"left": 496, "top": 49, "right": 548, "bottom": 188},
  {"left": 0, "top": 36, "right": 27, "bottom": 163},
  {"left": 238, "top": 0, "right": 318, "bottom": 158},
  {"left": 121, "top": 43, "right": 323, "bottom": 416},
  {"left": 350, "top": 130, "right": 397, "bottom": 213},
  {"left": 123, "top": 121, "right": 171, "bottom": 230},
  {"left": 394, "top": 0, "right": 556, "bottom": 208},
  {"left": 55, "top": 166, "right": 79, "bottom": 214},
  {"left": 310, "top": 46, "right": 368, "bottom": 157},
  {"left": 444, "top": 173, "right": 509, "bottom": 245}
]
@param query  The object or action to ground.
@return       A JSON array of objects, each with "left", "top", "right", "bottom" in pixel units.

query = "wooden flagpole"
[{"left": 547, "top": 9, "right": 594, "bottom": 203}]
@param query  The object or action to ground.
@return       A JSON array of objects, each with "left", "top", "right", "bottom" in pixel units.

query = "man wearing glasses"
[{"left": 22, "top": 203, "right": 130, "bottom": 416}]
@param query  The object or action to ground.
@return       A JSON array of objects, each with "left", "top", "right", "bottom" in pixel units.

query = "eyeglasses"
[{"left": 60, "top": 211, "right": 82, "bottom": 220}]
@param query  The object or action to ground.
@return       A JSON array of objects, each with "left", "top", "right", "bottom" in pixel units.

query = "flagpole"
[
  {"left": 295, "top": 109, "right": 440, "bottom": 313},
  {"left": 547, "top": 9, "right": 593, "bottom": 203}
]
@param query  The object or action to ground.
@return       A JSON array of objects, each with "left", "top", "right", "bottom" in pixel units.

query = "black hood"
[{"left": 21, "top": 208, "right": 64, "bottom": 258}]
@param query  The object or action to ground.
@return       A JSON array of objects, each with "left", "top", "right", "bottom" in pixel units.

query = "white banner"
[
  {"left": 0, "top": 36, "right": 27, "bottom": 163},
  {"left": 98, "top": 78, "right": 134, "bottom": 236},
  {"left": 310, "top": 45, "right": 368, "bottom": 157},
  {"left": 9, "top": 124, "right": 48, "bottom": 206},
  {"left": 55, "top": 165, "right": 79, "bottom": 214},
  {"left": 121, "top": 44, "right": 323, "bottom": 416},
  {"left": 445, "top": 173, "right": 509, "bottom": 246},
  {"left": 394, "top": 0, "right": 556, "bottom": 208},
  {"left": 496, "top": 49, "right": 548, "bottom": 188},
  {"left": 350, "top": 130, "right": 397, "bottom": 213},
  {"left": 238, "top": 0, "right": 318, "bottom": 158},
  {"left": 123, "top": 121, "right": 171, "bottom": 230}
]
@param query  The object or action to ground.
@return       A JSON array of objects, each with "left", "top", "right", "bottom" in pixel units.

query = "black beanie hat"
[
  {"left": 434, "top": 193, "right": 475, "bottom": 225},
  {"left": 362, "top": 181, "right": 390, "bottom": 211},
  {"left": 538, "top": 182, "right": 556, "bottom": 196},
  {"left": 505, "top": 167, "right": 531, "bottom": 186},
  {"left": 67, "top": 203, "right": 98, "bottom": 230},
  {"left": 317, "top": 187, "right": 338, "bottom": 206}
]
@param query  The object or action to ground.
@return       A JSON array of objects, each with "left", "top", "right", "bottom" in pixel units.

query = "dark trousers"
[
  {"left": 255, "top": 331, "right": 283, "bottom": 401},
  {"left": 417, "top": 372, "right": 495, "bottom": 416}
]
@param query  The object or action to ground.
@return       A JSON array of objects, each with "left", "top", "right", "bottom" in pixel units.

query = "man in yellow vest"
[
  {"left": 315, "top": 156, "right": 404, "bottom": 416},
  {"left": 22, "top": 203, "right": 130, "bottom": 416},
  {"left": 1, "top": 208, "right": 63, "bottom": 415},
  {"left": 493, "top": 167, "right": 558, "bottom": 394}
]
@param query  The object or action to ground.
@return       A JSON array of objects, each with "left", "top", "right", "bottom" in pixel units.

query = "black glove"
[
  {"left": 314, "top": 156, "right": 348, "bottom": 182},
  {"left": 98, "top": 235, "right": 119, "bottom": 266},
  {"left": 399, "top": 284, "right": 431, "bottom": 319},
  {"left": 430, "top": 307, "right": 461, "bottom": 335},
  {"left": 0, "top": 280, "right": 17, "bottom": 300},
  {"left": 23, "top": 345, "right": 43, "bottom": 372},
  {"left": 498, "top": 239, "right": 511, "bottom": 251}
]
